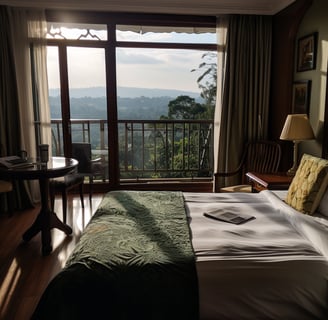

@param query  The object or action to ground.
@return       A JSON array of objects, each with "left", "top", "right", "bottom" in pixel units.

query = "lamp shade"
[{"left": 280, "top": 114, "right": 315, "bottom": 141}]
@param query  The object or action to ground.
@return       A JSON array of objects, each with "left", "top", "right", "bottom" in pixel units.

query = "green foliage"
[
  {"left": 152, "top": 53, "right": 217, "bottom": 177},
  {"left": 167, "top": 95, "right": 206, "bottom": 120},
  {"left": 191, "top": 52, "right": 217, "bottom": 120}
]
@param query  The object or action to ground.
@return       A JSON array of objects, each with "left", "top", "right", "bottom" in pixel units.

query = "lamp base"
[{"left": 286, "top": 140, "right": 300, "bottom": 177}]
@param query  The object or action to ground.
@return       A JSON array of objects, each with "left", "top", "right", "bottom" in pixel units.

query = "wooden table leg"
[{"left": 22, "top": 177, "right": 72, "bottom": 255}]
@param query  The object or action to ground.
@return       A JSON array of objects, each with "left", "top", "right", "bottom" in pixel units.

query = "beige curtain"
[
  {"left": 28, "top": 12, "right": 52, "bottom": 149},
  {"left": 7, "top": 7, "right": 50, "bottom": 202},
  {"left": 214, "top": 15, "right": 272, "bottom": 191},
  {"left": 213, "top": 16, "right": 228, "bottom": 188},
  {"left": 0, "top": 6, "right": 31, "bottom": 211}
]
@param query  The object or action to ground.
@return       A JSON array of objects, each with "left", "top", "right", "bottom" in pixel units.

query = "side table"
[
  {"left": 0, "top": 157, "right": 78, "bottom": 255},
  {"left": 246, "top": 172, "right": 293, "bottom": 193}
]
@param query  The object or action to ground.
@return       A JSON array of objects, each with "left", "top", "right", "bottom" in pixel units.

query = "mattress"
[{"left": 184, "top": 190, "right": 328, "bottom": 319}]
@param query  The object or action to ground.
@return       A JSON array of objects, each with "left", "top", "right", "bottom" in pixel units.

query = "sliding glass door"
[{"left": 47, "top": 45, "right": 109, "bottom": 183}]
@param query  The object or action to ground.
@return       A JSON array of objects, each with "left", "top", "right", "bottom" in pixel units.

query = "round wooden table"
[{"left": 0, "top": 157, "right": 78, "bottom": 255}]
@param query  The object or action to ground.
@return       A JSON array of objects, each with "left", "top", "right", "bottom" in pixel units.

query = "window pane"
[
  {"left": 116, "top": 47, "right": 217, "bottom": 119},
  {"left": 116, "top": 48, "right": 215, "bottom": 179},
  {"left": 116, "top": 25, "right": 216, "bottom": 44},
  {"left": 67, "top": 47, "right": 108, "bottom": 182},
  {"left": 47, "top": 46, "right": 64, "bottom": 156},
  {"left": 46, "top": 21, "right": 215, "bottom": 183}
]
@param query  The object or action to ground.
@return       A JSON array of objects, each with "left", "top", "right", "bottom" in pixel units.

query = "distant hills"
[
  {"left": 48, "top": 86, "right": 204, "bottom": 120},
  {"left": 49, "top": 86, "right": 201, "bottom": 99},
  {"left": 49, "top": 95, "right": 173, "bottom": 120}
]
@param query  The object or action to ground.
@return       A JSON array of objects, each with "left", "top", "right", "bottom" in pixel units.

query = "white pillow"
[{"left": 317, "top": 188, "right": 328, "bottom": 217}]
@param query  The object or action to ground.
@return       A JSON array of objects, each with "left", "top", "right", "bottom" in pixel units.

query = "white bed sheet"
[{"left": 184, "top": 190, "right": 328, "bottom": 320}]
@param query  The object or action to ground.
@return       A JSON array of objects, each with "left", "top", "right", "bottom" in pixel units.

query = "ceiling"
[{"left": 0, "top": 0, "right": 296, "bottom": 16}]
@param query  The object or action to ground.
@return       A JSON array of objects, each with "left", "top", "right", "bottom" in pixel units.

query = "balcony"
[{"left": 51, "top": 119, "right": 214, "bottom": 184}]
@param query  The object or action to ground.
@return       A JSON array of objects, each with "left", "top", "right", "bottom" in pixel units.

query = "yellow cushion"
[{"left": 286, "top": 154, "right": 328, "bottom": 215}]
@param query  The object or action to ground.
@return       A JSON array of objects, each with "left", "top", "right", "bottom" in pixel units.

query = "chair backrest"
[
  {"left": 242, "top": 140, "right": 281, "bottom": 180},
  {"left": 72, "top": 143, "right": 92, "bottom": 173}
]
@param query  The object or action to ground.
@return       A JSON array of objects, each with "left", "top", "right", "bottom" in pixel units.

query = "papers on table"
[{"left": 0, "top": 156, "right": 33, "bottom": 169}]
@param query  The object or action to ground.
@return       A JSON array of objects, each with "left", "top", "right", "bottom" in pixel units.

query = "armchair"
[{"left": 215, "top": 140, "right": 282, "bottom": 192}]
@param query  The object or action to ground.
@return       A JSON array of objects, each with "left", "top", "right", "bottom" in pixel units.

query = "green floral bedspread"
[{"left": 32, "top": 190, "right": 199, "bottom": 320}]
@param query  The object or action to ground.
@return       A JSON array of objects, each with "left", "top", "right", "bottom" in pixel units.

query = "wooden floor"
[{"left": 0, "top": 193, "right": 103, "bottom": 320}]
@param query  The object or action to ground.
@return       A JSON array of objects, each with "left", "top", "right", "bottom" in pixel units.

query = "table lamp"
[{"left": 280, "top": 114, "right": 315, "bottom": 176}]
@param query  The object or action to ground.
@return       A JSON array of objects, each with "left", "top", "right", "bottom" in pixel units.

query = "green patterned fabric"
[
  {"left": 286, "top": 154, "right": 328, "bottom": 215},
  {"left": 33, "top": 191, "right": 199, "bottom": 320}
]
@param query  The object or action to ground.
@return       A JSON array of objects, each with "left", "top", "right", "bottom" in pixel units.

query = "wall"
[
  {"left": 270, "top": 0, "right": 312, "bottom": 171},
  {"left": 295, "top": 0, "right": 328, "bottom": 157}
]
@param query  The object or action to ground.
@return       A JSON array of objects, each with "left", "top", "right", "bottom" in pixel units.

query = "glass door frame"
[
  {"left": 47, "top": 38, "right": 118, "bottom": 189},
  {"left": 45, "top": 11, "right": 217, "bottom": 192}
]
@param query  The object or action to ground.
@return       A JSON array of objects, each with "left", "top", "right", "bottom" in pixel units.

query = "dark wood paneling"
[
  {"left": 270, "top": 0, "right": 313, "bottom": 170},
  {"left": 45, "top": 9, "right": 216, "bottom": 27}
]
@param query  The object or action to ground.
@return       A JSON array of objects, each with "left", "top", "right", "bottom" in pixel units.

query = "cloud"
[
  {"left": 47, "top": 42, "right": 215, "bottom": 92},
  {"left": 116, "top": 49, "right": 162, "bottom": 65},
  {"left": 116, "top": 48, "right": 207, "bottom": 92}
]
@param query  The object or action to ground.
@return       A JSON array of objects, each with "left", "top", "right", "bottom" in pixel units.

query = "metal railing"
[{"left": 51, "top": 119, "right": 214, "bottom": 180}]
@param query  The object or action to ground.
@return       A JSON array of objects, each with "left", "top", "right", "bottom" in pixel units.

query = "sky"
[{"left": 46, "top": 26, "right": 217, "bottom": 94}]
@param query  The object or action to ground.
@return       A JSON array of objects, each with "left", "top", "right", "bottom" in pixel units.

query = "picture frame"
[
  {"left": 297, "top": 32, "right": 318, "bottom": 72},
  {"left": 292, "top": 80, "right": 311, "bottom": 114}
]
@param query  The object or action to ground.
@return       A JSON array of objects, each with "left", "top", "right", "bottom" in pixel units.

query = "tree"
[
  {"left": 157, "top": 52, "right": 218, "bottom": 177},
  {"left": 167, "top": 95, "right": 206, "bottom": 120},
  {"left": 191, "top": 52, "right": 217, "bottom": 119}
]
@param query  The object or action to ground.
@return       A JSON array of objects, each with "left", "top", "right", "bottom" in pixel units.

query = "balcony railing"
[{"left": 51, "top": 119, "right": 214, "bottom": 180}]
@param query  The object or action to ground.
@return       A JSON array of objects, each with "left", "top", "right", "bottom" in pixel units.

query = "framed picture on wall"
[
  {"left": 297, "top": 32, "right": 318, "bottom": 72},
  {"left": 292, "top": 80, "right": 311, "bottom": 114}
]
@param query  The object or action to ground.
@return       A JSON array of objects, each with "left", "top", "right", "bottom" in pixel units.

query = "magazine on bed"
[{"left": 204, "top": 208, "right": 255, "bottom": 224}]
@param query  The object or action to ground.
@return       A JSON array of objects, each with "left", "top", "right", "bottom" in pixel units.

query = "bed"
[{"left": 32, "top": 154, "right": 328, "bottom": 320}]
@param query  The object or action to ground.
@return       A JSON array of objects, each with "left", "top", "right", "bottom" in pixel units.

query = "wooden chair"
[
  {"left": 49, "top": 172, "right": 85, "bottom": 224},
  {"left": 0, "top": 180, "right": 13, "bottom": 215},
  {"left": 71, "top": 142, "right": 106, "bottom": 201},
  {"left": 49, "top": 143, "right": 106, "bottom": 223},
  {"left": 215, "top": 140, "right": 282, "bottom": 192}
]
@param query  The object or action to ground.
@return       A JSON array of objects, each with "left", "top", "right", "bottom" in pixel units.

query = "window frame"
[{"left": 45, "top": 10, "right": 218, "bottom": 191}]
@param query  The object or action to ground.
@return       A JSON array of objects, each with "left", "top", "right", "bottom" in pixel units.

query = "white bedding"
[{"left": 184, "top": 190, "right": 328, "bottom": 320}]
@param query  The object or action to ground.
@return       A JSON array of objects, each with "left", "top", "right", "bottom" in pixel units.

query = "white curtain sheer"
[
  {"left": 213, "top": 16, "right": 228, "bottom": 190},
  {"left": 7, "top": 7, "right": 51, "bottom": 201},
  {"left": 28, "top": 11, "right": 52, "bottom": 149}
]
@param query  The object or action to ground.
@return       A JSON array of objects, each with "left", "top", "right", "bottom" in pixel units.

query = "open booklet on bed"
[{"left": 203, "top": 208, "right": 255, "bottom": 224}]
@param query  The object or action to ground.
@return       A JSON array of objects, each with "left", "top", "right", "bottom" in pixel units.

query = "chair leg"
[
  {"left": 62, "top": 190, "right": 68, "bottom": 224},
  {"left": 89, "top": 176, "right": 93, "bottom": 202},
  {"left": 79, "top": 183, "right": 84, "bottom": 208}
]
